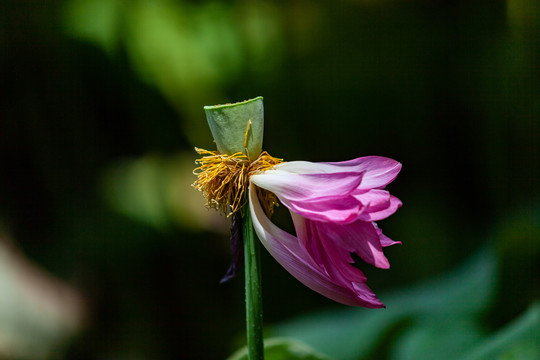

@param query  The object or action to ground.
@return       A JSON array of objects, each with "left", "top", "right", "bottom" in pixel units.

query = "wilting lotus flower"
[
  {"left": 249, "top": 157, "right": 402, "bottom": 308},
  {"left": 193, "top": 97, "right": 402, "bottom": 308}
]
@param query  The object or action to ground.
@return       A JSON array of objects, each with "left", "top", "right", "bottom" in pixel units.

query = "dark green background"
[{"left": 0, "top": 0, "right": 538, "bottom": 359}]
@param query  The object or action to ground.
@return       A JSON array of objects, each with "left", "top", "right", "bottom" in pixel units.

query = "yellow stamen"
[{"left": 192, "top": 148, "right": 282, "bottom": 217}]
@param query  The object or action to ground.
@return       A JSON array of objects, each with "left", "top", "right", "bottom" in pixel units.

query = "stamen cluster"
[{"left": 193, "top": 148, "right": 282, "bottom": 217}]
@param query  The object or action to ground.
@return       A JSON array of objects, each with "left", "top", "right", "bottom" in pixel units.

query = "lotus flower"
[
  {"left": 195, "top": 97, "right": 402, "bottom": 308},
  {"left": 248, "top": 156, "right": 402, "bottom": 308}
]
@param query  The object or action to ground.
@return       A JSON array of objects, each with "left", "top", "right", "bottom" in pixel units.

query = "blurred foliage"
[
  {"left": 100, "top": 152, "right": 228, "bottom": 232},
  {"left": 228, "top": 338, "right": 333, "bottom": 360},
  {"left": 64, "top": 0, "right": 287, "bottom": 146},
  {"left": 272, "top": 249, "right": 539, "bottom": 360},
  {"left": 461, "top": 303, "right": 539, "bottom": 360},
  {"left": 0, "top": 239, "right": 85, "bottom": 359},
  {"left": 272, "top": 248, "right": 497, "bottom": 359},
  {"left": 0, "top": 0, "right": 538, "bottom": 359}
]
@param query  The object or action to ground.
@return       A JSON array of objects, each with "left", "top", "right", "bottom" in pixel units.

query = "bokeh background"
[{"left": 0, "top": 0, "right": 538, "bottom": 359}]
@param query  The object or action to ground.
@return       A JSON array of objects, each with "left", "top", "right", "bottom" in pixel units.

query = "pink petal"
[
  {"left": 249, "top": 185, "right": 384, "bottom": 308},
  {"left": 375, "top": 225, "right": 402, "bottom": 247},
  {"left": 291, "top": 212, "right": 361, "bottom": 278},
  {"left": 291, "top": 213, "right": 386, "bottom": 306},
  {"left": 283, "top": 195, "right": 363, "bottom": 224},
  {"left": 294, "top": 214, "right": 391, "bottom": 270},
  {"left": 355, "top": 190, "right": 403, "bottom": 221},
  {"left": 324, "top": 156, "right": 402, "bottom": 190}
]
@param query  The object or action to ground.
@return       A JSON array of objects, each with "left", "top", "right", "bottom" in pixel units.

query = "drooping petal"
[
  {"left": 323, "top": 156, "right": 402, "bottom": 190},
  {"left": 249, "top": 185, "right": 385, "bottom": 308},
  {"left": 375, "top": 225, "right": 402, "bottom": 247},
  {"left": 282, "top": 195, "right": 363, "bottom": 224},
  {"left": 292, "top": 212, "right": 353, "bottom": 274},
  {"left": 293, "top": 213, "right": 390, "bottom": 270},
  {"left": 250, "top": 167, "right": 363, "bottom": 202},
  {"left": 291, "top": 212, "right": 385, "bottom": 307},
  {"left": 355, "top": 190, "right": 403, "bottom": 221}
]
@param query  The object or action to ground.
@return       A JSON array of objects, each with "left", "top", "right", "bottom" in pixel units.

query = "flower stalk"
[{"left": 243, "top": 205, "right": 264, "bottom": 359}]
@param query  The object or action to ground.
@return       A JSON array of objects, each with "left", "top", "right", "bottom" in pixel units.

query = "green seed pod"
[{"left": 204, "top": 97, "right": 264, "bottom": 159}]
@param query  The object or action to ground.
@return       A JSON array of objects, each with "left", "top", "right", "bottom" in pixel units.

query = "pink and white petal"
[
  {"left": 324, "top": 156, "right": 402, "bottom": 190},
  {"left": 249, "top": 185, "right": 384, "bottom": 308},
  {"left": 250, "top": 168, "right": 363, "bottom": 202}
]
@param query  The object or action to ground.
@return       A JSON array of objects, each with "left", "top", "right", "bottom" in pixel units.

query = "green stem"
[{"left": 243, "top": 206, "right": 264, "bottom": 359}]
